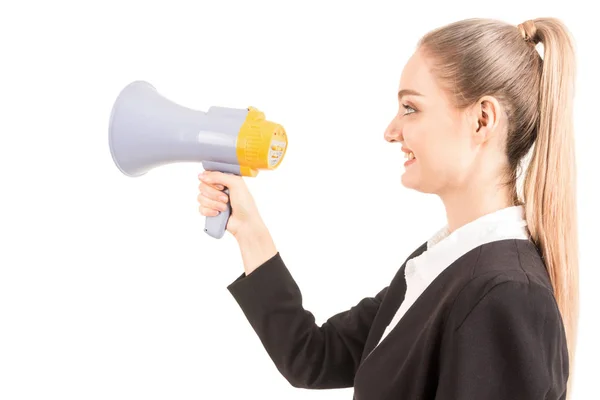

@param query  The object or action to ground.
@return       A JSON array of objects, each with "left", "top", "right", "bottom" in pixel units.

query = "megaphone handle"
[{"left": 204, "top": 188, "right": 231, "bottom": 239}]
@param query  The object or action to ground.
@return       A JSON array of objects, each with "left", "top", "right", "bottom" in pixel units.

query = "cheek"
[
  {"left": 406, "top": 117, "right": 463, "bottom": 174},
  {"left": 403, "top": 121, "right": 426, "bottom": 155},
  {"left": 430, "top": 133, "right": 472, "bottom": 181},
  {"left": 403, "top": 119, "right": 438, "bottom": 163}
]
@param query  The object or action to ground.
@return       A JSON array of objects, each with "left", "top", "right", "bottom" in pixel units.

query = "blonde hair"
[{"left": 418, "top": 17, "right": 579, "bottom": 395}]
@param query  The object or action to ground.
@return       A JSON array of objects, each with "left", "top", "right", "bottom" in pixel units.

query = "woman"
[{"left": 197, "top": 17, "right": 578, "bottom": 399}]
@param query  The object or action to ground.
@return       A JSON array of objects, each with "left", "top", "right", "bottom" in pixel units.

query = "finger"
[
  {"left": 199, "top": 205, "right": 221, "bottom": 217},
  {"left": 197, "top": 192, "right": 229, "bottom": 212},
  {"left": 199, "top": 171, "right": 240, "bottom": 188},
  {"left": 198, "top": 183, "right": 229, "bottom": 203},
  {"left": 207, "top": 183, "right": 225, "bottom": 191},
  {"left": 198, "top": 174, "right": 225, "bottom": 190}
]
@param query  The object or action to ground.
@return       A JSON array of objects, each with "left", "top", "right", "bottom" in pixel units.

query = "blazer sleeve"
[
  {"left": 434, "top": 279, "right": 569, "bottom": 400},
  {"left": 226, "top": 252, "right": 388, "bottom": 389}
]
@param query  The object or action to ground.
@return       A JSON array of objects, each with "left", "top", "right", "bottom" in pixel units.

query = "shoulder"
[
  {"left": 442, "top": 270, "right": 569, "bottom": 379},
  {"left": 436, "top": 242, "right": 570, "bottom": 398},
  {"left": 446, "top": 239, "right": 563, "bottom": 331},
  {"left": 450, "top": 276, "right": 561, "bottom": 332},
  {"left": 468, "top": 239, "right": 552, "bottom": 286}
]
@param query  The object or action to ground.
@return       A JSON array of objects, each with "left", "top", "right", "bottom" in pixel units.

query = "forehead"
[{"left": 398, "top": 50, "right": 440, "bottom": 98}]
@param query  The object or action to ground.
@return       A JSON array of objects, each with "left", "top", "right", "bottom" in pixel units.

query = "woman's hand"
[
  {"left": 197, "top": 171, "right": 264, "bottom": 239},
  {"left": 198, "top": 171, "right": 277, "bottom": 274}
]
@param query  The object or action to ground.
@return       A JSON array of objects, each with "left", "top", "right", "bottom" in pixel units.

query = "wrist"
[
  {"left": 235, "top": 222, "right": 277, "bottom": 275},
  {"left": 234, "top": 219, "right": 267, "bottom": 242}
]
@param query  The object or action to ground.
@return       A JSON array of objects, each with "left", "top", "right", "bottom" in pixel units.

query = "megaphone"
[{"left": 108, "top": 80, "right": 288, "bottom": 239}]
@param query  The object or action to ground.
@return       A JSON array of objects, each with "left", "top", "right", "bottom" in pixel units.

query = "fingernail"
[{"left": 220, "top": 196, "right": 228, "bottom": 202}]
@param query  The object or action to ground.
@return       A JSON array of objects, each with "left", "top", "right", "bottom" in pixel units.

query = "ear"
[{"left": 472, "top": 95, "right": 501, "bottom": 144}]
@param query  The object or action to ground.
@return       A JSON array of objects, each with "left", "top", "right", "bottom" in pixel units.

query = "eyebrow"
[{"left": 397, "top": 89, "right": 424, "bottom": 100}]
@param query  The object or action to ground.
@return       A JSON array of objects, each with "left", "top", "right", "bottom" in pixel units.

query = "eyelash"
[{"left": 402, "top": 104, "right": 416, "bottom": 115}]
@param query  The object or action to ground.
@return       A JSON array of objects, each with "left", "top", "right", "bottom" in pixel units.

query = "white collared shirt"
[{"left": 376, "top": 205, "right": 530, "bottom": 347}]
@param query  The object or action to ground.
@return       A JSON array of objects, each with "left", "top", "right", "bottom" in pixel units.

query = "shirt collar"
[
  {"left": 427, "top": 205, "right": 528, "bottom": 249},
  {"left": 407, "top": 205, "right": 530, "bottom": 278}
]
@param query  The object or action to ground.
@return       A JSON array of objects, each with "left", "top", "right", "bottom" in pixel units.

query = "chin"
[
  {"left": 401, "top": 169, "right": 434, "bottom": 194},
  {"left": 401, "top": 171, "right": 419, "bottom": 190}
]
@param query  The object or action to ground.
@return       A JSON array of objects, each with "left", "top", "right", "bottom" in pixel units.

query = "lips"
[{"left": 402, "top": 147, "right": 415, "bottom": 161}]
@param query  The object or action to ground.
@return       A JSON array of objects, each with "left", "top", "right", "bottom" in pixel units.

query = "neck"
[{"left": 439, "top": 181, "right": 514, "bottom": 233}]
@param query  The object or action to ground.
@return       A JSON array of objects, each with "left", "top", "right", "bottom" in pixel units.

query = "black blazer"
[{"left": 227, "top": 238, "right": 569, "bottom": 399}]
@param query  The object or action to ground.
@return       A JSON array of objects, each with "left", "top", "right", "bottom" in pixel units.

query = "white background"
[{"left": 1, "top": 0, "right": 597, "bottom": 399}]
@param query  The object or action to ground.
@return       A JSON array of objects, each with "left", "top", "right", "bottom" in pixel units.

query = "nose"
[{"left": 384, "top": 115, "right": 403, "bottom": 143}]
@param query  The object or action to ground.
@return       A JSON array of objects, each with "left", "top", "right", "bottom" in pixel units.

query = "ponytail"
[{"left": 521, "top": 18, "right": 579, "bottom": 395}]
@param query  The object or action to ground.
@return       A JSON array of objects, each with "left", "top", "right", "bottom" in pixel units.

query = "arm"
[
  {"left": 435, "top": 279, "right": 569, "bottom": 399},
  {"left": 227, "top": 227, "right": 387, "bottom": 389}
]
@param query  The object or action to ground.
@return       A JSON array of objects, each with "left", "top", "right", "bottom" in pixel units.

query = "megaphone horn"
[{"left": 108, "top": 80, "right": 288, "bottom": 239}]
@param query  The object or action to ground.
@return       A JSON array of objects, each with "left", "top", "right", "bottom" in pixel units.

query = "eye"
[{"left": 402, "top": 104, "right": 416, "bottom": 115}]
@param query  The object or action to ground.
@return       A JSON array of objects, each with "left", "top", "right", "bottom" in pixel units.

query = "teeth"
[{"left": 405, "top": 151, "right": 415, "bottom": 160}]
